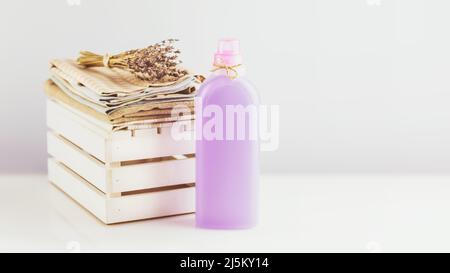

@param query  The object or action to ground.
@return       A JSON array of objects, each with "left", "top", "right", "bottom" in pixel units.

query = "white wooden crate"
[{"left": 46, "top": 98, "right": 196, "bottom": 224}]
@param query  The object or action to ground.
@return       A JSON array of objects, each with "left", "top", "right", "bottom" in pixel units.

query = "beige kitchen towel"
[
  {"left": 44, "top": 80, "right": 194, "bottom": 127},
  {"left": 44, "top": 79, "right": 110, "bottom": 122},
  {"left": 50, "top": 65, "right": 196, "bottom": 105},
  {"left": 50, "top": 71, "right": 196, "bottom": 115}
]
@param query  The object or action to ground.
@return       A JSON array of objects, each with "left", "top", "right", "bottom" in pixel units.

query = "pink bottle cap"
[{"left": 213, "top": 38, "right": 242, "bottom": 67}]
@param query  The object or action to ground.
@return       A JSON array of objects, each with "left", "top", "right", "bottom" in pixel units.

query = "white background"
[{"left": 1, "top": 0, "right": 449, "bottom": 174}]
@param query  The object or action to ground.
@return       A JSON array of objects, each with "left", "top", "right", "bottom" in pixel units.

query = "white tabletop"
[{"left": 1, "top": 174, "right": 450, "bottom": 252}]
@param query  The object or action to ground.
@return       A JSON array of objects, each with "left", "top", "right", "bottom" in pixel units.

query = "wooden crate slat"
[
  {"left": 47, "top": 99, "right": 108, "bottom": 162},
  {"left": 111, "top": 157, "right": 195, "bottom": 193},
  {"left": 48, "top": 158, "right": 107, "bottom": 223},
  {"left": 106, "top": 186, "right": 195, "bottom": 223},
  {"left": 109, "top": 125, "right": 195, "bottom": 162},
  {"left": 47, "top": 131, "right": 108, "bottom": 193}
]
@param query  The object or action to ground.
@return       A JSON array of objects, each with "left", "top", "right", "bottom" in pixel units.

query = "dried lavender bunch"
[{"left": 77, "top": 39, "right": 188, "bottom": 83}]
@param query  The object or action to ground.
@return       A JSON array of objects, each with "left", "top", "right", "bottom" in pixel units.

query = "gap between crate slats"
[{"left": 47, "top": 131, "right": 195, "bottom": 194}]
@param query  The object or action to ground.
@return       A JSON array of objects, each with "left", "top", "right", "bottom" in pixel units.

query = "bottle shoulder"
[{"left": 197, "top": 75, "right": 259, "bottom": 104}]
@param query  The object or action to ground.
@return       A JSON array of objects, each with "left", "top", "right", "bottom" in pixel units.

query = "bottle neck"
[{"left": 212, "top": 64, "right": 246, "bottom": 78}]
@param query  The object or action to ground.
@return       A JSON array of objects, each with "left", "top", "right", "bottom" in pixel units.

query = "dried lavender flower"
[{"left": 77, "top": 39, "right": 188, "bottom": 83}]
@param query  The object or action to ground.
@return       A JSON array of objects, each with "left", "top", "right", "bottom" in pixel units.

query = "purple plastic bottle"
[{"left": 195, "top": 39, "right": 259, "bottom": 229}]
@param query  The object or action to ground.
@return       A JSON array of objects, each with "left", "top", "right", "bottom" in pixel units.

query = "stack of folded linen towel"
[{"left": 46, "top": 59, "right": 200, "bottom": 131}]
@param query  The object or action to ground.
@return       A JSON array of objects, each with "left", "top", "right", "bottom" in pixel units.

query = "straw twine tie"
[{"left": 211, "top": 64, "right": 242, "bottom": 80}]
